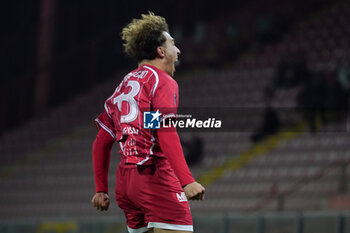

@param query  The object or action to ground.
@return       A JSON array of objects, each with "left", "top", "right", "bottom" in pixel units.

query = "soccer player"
[{"left": 91, "top": 12, "right": 205, "bottom": 233}]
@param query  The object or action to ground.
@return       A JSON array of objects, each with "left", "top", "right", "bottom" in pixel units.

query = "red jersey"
[{"left": 95, "top": 65, "right": 179, "bottom": 165}]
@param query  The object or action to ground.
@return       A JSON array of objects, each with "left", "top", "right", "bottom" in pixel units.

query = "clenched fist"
[
  {"left": 91, "top": 192, "right": 110, "bottom": 211},
  {"left": 183, "top": 181, "right": 205, "bottom": 200}
]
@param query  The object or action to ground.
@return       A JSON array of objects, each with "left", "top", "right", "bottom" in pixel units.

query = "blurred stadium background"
[{"left": 2, "top": 0, "right": 350, "bottom": 232}]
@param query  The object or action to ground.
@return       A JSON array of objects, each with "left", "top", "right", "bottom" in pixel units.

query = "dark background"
[{"left": 1, "top": 0, "right": 333, "bottom": 135}]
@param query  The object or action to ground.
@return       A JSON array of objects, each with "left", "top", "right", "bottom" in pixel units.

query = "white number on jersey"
[{"left": 113, "top": 80, "right": 140, "bottom": 123}]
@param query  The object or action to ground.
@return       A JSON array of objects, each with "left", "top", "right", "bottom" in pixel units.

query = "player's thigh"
[{"left": 154, "top": 228, "right": 191, "bottom": 233}]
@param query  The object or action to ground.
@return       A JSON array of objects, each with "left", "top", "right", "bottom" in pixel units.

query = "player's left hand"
[{"left": 91, "top": 192, "right": 110, "bottom": 211}]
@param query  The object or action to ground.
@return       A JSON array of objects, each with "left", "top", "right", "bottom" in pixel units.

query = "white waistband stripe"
[{"left": 148, "top": 222, "right": 193, "bottom": 232}]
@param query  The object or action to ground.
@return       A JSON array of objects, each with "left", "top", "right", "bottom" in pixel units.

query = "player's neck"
[{"left": 139, "top": 59, "right": 165, "bottom": 72}]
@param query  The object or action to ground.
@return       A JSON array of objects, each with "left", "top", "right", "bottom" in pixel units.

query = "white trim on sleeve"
[
  {"left": 95, "top": 118, "right": 116, "bottom": 139},
  {"left": 143, "top": 65, "right": 159, "bottom": 96},
  {"left": 148, "top": 222, "right": 193, "bottom": 232},
  {"left": 126, "top": 226, "right": 149, "bottom": 233},
  {"left": 104, "top": 103, "right": 113, "bottom": 119}
]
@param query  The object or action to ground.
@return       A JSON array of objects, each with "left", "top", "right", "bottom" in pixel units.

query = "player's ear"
[{"left": 156, "top": 46, "right": 165, "bottom": 58}]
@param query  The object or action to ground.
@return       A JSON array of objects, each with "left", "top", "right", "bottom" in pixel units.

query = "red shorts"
[{"left": 115, "top": 158, "right": 193, "bottom": 233}]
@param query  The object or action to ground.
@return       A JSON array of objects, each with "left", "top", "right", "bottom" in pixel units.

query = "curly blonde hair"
[{"left": 121, "top": 12, "right": 169, "bottom": 62}]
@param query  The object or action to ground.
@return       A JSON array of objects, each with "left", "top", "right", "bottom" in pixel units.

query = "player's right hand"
[
  {"left": 91, "top": 192, "right": 110, "bottom": 211},
  {"left": 183, "top": 181, "right": 205, "bottom": 200}
]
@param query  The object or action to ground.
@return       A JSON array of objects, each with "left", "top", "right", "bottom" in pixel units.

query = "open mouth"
[{"left": 174, "top": 59, "right": 180, "bottom": 67}]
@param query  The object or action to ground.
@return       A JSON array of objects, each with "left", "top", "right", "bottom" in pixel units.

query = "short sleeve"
[
  {"left": 94, "top": 112, "right": 116, "bottom": 140},
  {"left": 152, "top": 77, "right": 179, "bottom": 122}
]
